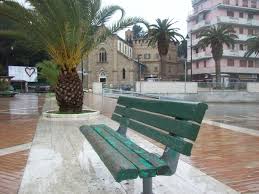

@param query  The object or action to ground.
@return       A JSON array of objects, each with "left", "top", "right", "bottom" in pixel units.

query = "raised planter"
[
  {"left": 43, "top": 109, "right": 100, "bottom": 120},
  {"left": 0, "top": 91, "right": 18, "bottom": 97}
]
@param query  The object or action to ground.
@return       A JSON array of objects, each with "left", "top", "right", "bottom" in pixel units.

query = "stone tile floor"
[
  {"left": 85, "top": 94, "right": 259, "bottom": 193},
  {"left": 0, "top": 93, "right": 259, "bottom": 193},
  {"left": 0, "top": 94, "right": 45, "bottom": 194}
]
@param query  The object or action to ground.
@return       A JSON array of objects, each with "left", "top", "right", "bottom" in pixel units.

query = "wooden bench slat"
[
  {"left": 80, "top": 125, "right": 138, "bottom": 182},
  {"left": 90, "top": 125, "right": 157, "bottom": 178},
  {"left": 114, "top": 106, "right": 200, "bottom": 141},
  {"left": 117, "top": 96, "right": 208, "bottom": 123},
  {"left": 112, "top": 114, "right": 193, "bottom": 156},
  {"left": 93, "top": 124, "right": 171, "bottom": 175}
]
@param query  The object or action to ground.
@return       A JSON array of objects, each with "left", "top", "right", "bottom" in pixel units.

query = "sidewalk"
[
  {"left": 1, "top": 93, "right": 259, "bottom": 193},
  {"left": 0, "top": 94, "right": 45, "bottom": 194},
  {"left": 19, "top": 97, "right": 237, "bottom": 194},
  {"left": 84, "top": 94, "right": 259, "bottom": 193}
]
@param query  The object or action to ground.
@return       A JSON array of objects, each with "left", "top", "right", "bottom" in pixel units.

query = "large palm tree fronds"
[
  {"left": 146, "top": 18, "right": 184, "bottom": 79},
  {"left": 245, "top": 36, "right": 259, "bottom": 57},
  {"left": 0, "top": 0, "right": 146, "bottom": 113},
  {"left": 196, "top": 24, "right": 237, "bottom": 60},
  {"left": 196, "top": 24, "right": 237, "bottom": 83}
]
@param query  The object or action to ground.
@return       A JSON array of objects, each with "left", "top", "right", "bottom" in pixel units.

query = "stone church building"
[{"left": 81, "top": 30, "right": 182, "bottom": 89}]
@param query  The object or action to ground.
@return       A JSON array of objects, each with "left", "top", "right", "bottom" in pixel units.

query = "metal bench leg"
[
  {"left": 143, "top": 178, "right": 152, "bottom": 194},
  {"left": 161, "top": 147, "right": 180, "bottom": 175}
]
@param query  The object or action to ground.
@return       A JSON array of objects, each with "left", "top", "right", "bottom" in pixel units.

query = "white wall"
[
  {"left": 135, "top": 82, "right": 198, "bottom": 94},
  {"left": 247, "top": 83, "right": 259, "bottom": 93},
  {"left": 92, "top": 82, "right": 103, "bottom": 94}
]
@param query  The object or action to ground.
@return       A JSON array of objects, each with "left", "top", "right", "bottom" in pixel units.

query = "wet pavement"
[
  {"left": 85, "top": 94, "right": 259, "bottom": 193},
  {"left": 206, "top": 103, "right": 259, "bottom": 131},
  {"left": 0, "top": 94, "right": 45, "bottom": 194},
  {"left": 1, "top": 93, "right": 259, "bottom": 193}
]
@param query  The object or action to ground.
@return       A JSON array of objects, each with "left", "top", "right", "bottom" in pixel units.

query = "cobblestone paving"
[
  {"left": 0, "top": 94, "right": 44, "bottom": 194},
  {"left": 85, "top": 94, "right": 259, "bottom": 194}
]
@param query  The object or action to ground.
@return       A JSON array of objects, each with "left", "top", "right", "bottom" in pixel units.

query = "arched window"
[
  {"left": 122, "top": 68, "right": 126, "bottom": 80},
  {"left": 99, "top": 48, "right": 107, "bottom": 63}
]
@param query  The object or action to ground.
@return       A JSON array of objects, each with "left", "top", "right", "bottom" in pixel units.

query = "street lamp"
[
  {"left": 137, "top": 54, "right": 142, "bottom": 93},
  {"left": 186, "top": 32, "right": 193, "bottom": 81},
  {"left": 137, "top": 54, "right": 142, "bottom": 81}
]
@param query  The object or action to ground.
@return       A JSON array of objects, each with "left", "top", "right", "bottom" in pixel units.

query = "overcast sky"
[
  {"left": 17, "top": 0, "right": 192, "bottom": 38},
  {"left": 102, "top": 0, "right": 192, "bottom": 38}
]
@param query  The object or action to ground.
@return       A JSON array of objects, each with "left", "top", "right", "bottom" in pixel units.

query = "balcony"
[
  {"left": 218, "top": 3, "right": 259, "bottom": 12},
  {"left": 237, "top": 34, "right": 256, "bottom": 42},
  {"left": 217, "top": 16, "right": 259, "bottom": 27},
  {"left": 223, "top": 50, "right": 259, "bottom": 58},
  {"left": 192, "top": 51, "right": 212, "bottom": 61},
  {"left": 192, "top": 20, "right": 211, "bottom": 32}
]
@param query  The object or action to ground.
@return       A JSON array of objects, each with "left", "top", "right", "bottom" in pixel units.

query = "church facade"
[{"left": 82, "top": 31, "right": 182, "bottom": 89}]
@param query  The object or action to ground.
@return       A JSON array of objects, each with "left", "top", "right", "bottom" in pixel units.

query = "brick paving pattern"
[
  {"left": 85, "top": 94, "right": 259, "bottom": 194},
  {"left": 0, "top": 94, "right": 44, "bottom": 194},
  {"left": 181, "top": 124, "right": 259, "bottom": 194},
  {"left": 0, "top": 151, "right": 29, "bottom": 194}
]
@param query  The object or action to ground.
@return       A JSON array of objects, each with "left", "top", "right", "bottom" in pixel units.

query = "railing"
[
  {"left": 102, "top": 88, "right": 160, "bottom": 99},
  {"left": 197, "top": 82, "right": 248, "bottom": 92}
]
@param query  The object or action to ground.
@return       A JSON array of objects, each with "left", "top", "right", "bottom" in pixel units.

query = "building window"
[
  {"left": 168, "top": 66, "right": 172, "bottom": 73},
  {"left": 248, "top": 28, "right": 254, "bottom": 35},
  {"left": 248, "top": 13, "right": 254, "bottom": 19},
  {"left": 240, "top": 60, "right": 247, "bottom": 67},
  {"left": 248, "top": 60, "right": 254, "bottom": 68},
  {"left": 144, "top": 54, "right": 151, "bottom": 59},
  {"left": 195, "top": 48, "right": 199, "bottom": 54},
  {"left": 256, "top": 61, "right": 259, "bottom": 68},
  {"left": 99, "top": 48, "right": 107, "bottom": 63},
  {"left": 119, "top": 42, "right": 122, "bottom": 51},
  {"left": 235, "top": 0, "right": 239, "bottom": 6},
  {"left": 154, "top": 67, "right": 158, "bottom": 72},
  {"left": 242, "top": 0, "right": 248, "bottom": 7},
  {"left": 122, "top": 68, "right": 126, "bottom": 79},
  {"left": 251, "top": 0, "right": 257, "bottom": 8},
  {"left": 227, "top": 59, "right": 235, "bottom": 66},
  {"left": 204, "top": 60, "right": 207, "bottom": 68},
  {"left": 239, "top": 12, "right": 244, "bottom": 18},
  {"left": 196, "top": 62, "right": 199, "bottom": 68},
  {"left": 239, "top": 27, "right": 244, "bottom": 34},
  {"left": 239, "top": 44, "right": 244, "bottom": 50},
  {"left": 224, "top": 0, "right": 230, "bottom": 4},
  {"left": 228, "top": 44, "right": 235, "bottom": 50},
  {"left": 227, "top": 11, "right": 234, "bottom": 17}
]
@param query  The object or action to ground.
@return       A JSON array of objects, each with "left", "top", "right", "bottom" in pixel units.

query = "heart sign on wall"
[{"left": 25, "top": 67, "right": 36, "bottom": 77}]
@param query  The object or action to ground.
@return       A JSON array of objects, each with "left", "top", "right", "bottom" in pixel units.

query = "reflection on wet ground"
[
  {"left": 84, "top": 94, "right": 259, "bottom": 193},
  {"left": 205, "top": 103, "right": 259, "bottom": 131},
  {"left": 0, "top": 94, "right": 45, "bottom": 194}
]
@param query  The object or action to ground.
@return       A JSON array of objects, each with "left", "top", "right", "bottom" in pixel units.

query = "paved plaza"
[{"left": 0, "top": 94, "right": 259, "bottom": 193}]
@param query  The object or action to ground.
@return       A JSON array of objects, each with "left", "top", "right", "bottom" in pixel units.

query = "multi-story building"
[
  {"left": 187, "top": 0, "right": 259, "bottom": 82},
  {"left": 125, "top": 30, "right": 183, "bottom": 81},
  {"left": 82, "top": 35, "right": 139, "bottom": 89}
]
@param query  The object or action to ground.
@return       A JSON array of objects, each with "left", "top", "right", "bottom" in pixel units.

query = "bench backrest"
[{"left": 112, "top": 96, "right": 208, "bottom": 156}]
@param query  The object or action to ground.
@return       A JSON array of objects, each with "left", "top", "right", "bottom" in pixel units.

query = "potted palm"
[{"left": 0, "top": 0, "right": 145, "bottom": 113}]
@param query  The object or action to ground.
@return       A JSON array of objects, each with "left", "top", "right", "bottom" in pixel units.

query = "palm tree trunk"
[
  {"left": 215, "top": 59, "right": 221, "bottom": 88},
  {"left": 160, "top": 55, "right": 167, "bottom": 80},
  {"left": 55, "top": 69, "right": 84, "bottom": 113}
]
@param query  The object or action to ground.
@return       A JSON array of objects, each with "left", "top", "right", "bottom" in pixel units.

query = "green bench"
[{"left": 80, "top": 96, "right": 208, "bottom": 194}]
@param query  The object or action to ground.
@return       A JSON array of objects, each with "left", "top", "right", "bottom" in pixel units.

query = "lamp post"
[
  {"left": 137, "top": 54, "right": 142, "bottom": 93},
  {"left": 186, "top": 31, "right": 193, "bottom": 81},
  {"left": 184, "top": 59, "right": 187, "bottom": 93}
]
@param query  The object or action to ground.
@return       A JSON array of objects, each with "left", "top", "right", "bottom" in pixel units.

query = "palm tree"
[
  {"left": 147, "top": 19, "right": 183, "bottom": 80},
  {"left": 196, "top": 25, "right": 237, "bottom": 83},
  {"left": 0, "top": 0, "right": 145, "bottom": 113},
  {"left": 244, "top": 36, "right": 259, "bottom": 57}
]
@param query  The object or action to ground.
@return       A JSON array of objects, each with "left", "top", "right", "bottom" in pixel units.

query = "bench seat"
[{"left": 80, "top": 124, "right": 171, "bottom": 182}]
